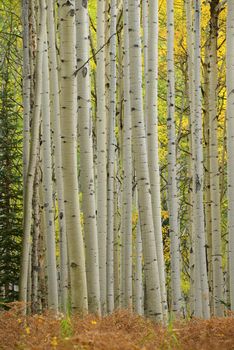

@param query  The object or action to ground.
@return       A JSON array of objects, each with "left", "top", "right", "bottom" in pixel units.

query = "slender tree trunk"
[
  {"left": 41, "top": 36, "right": 59, "bottom": 312},
  {"left": 76, "top": 0, "right": 101, "bottom": 315},
  {"left": 193, "top": 0, "right": 210, "bottom": 319},
  {"left": 106, "top": 0, "right": 117, "bottom": 314},
  {"left": 47, "top": 0, "right": 69, "bottom": 313},
  {"left": 146, "top": 0, "right": 168, "bottom": 320},
  {"left": 208, "top": 0, "right": 223, "bottom": 316},
  {"left": 22, "top": 0, "right": 30, "bottom": 187},
  {"left": 166, "top": 0, "right": 181, "bottom": 315},
  {"left": 96, "top": 0, "right": 107, "bottom": 315},
  {"left": 227, "top": 0, "right": 234, "bottom": 311},
  {"left": 135, "top": 218, "right": 144, "bottom": 315},
  {"left": 59, "top": 0, "right": 88, "bottom": 314},
  {"left": 185, "top": 0, "right": 196, "bottom": 315},
  {"left": 31, "top": 167, "right": 40, "bottom": 313},
  {"left": 122, "top": 0, "right": 133, "bottom": 310},
  {"left": 19, "top": 0, "right": 46, "bottom": 306},
  {"left": 128, "top": 0, "right": 163, "bottom": 320},
  {"left": 203, "top": 43, "right": 213, "bottom": 313}
]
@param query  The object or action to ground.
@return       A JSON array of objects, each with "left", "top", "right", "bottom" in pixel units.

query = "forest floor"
[{"left": 0, "top": 304, "right": 234, "bottom": 350}]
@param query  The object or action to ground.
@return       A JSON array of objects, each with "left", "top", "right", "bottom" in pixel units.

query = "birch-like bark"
[
  {"left": 166, "top": 0, "right": 181, "bottom": 315},
  {"left": 128, "top": 0, "right": 162, "bottom": 320},
  {"left": 47, "top": 0, "right": 69, "bottom": 313},
  {"left": 135, "top": 219, "right": 144, "bottom": 315},
  {"left": 22, "top": 0, "right": 30, "bottom": 186},
  {"left": 193, "top": 0, "right": 210, "bottom": 318},
  {"left": 122, "top": 0, "right": 133, "bottom": 309},
  {"left": 19, "top": 0, "right": 46, "bottom": 306},
  {"left": 96, "top": 0, "right": 107, "bottom": 315},
  {"left": 59, "top": 0, "right": 88, "bottom": 314},
  {"left": 142, "top": 0, "right": 148, "bottom": 121},
  {"left": 185, "top": 0, "right": 196, "bottom": 315},
  {"left": 147, "top": 0, "right": 168, "bottom": 320},
  {"left": 31, "top": 167, "right": 40, "bottom": 314},
  {"left": 76, "top": 0, "right": 101, "bottom": 315},
  {"left": 203, "top": 44, "right": 213, "bottom": 311},
  {"left": 41, "top": 37, "right": 59, "bottom": 312},
  {"left": 107, "top": 0, "right": 117, "bottom": 314},
  {"left": 227, "top": 0, "right": 234, "bottom": 311},
  {"left": 208, "top": 0, "right": 223, "bottom": 316}
]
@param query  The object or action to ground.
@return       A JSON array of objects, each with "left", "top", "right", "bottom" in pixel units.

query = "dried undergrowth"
[{"left": 0, "top": 303, "right": 233, "bottom": 349}]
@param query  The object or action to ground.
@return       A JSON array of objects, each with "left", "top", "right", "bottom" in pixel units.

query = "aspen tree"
[
  {"left": 185, "top": 0, "right": 196, "bottom": 315},
  {"left": 19, "top": 0, "right": 46, "bottom": 306},
  {"left": 166, "top": 0, "right": 181, "bottom": 315},
  {"left": 41, "top": 38, "right": 59, "bottom": 312},
  {"left": 107, "top": 0, "right": 117, "bottom": 313},
  {"left": 203, "top": 45, "right": 213, "bottom": 311},
  {"left": 22, "top": 0, "right": 30, "bottom": 187},
  {"left": 208, "top": 0, "right": 223, "bottom": 316},
  {"left": 193, "top": 0, "right": 210, "bottom": 318},
  {"left": 226, "top": 0, "right": 234, "bottom": 310},
  {"left": 122, "top": 0, "right": 133, "bottom": 309},
  {"left": 47, "top": 0, "right": 68, "bottom": 313},
  {"left": 96, "top": 0, "right": 107, "bottom": 314},
  {"left": 76, "top": 0, "right": 101, "bottom": 315},
  {"left": 142, "top": 0, "right": 148, "bottom": 120},
  {"left": 135, "top": 219, "right": 144, "bottom": 315},
  {"left": 128, "top": 0, "right": 163, "bottom": 320},
  {"left": 31, "top": 169, "right": 40, "bottom": 313},
  {"left": 147, "top": 0, "right": 168, "bottom": 320},
  {"left": 59, "top": 0, "right": 88, "bottom": 314}
]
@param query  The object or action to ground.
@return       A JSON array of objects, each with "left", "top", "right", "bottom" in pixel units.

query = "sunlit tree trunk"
[
  {"left": 227, "top": 0, "right": 234, "bottom": 311},
  {"left": 41, "top": 36, "right": 59, "bottom": 312},
  {"left": 47, "top": 0, "right": 68, "bottom": 313},
  {"left": 208, "top": 0, "right": 223, "bottom": 316},
  {"left": 96, "top": 0, "right": 107, "bottom": 315},
  {"left": 59, "top": 0, "right": 88, "bottom": 314},
  {"left": 19, "top": 0, "right": 46, "bottom": 307},
  {"left": 76, "top": 0, "right": 101, "bottom": 315},
  {"left": 128, "top": 0, "right": 163, "bottom": 320}
]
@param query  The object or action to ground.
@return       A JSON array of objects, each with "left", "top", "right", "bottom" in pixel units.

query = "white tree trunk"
[
  {"left": 76, "top": 0, "right": 101, "bottom": 315},
  {"left": 227, "top": 0, "right": 234, "bottom": 311},
  {"left": 166, "top": 0, "right": 181, "bottom": 315},
  {"left": 19, "top": 0, "right": 46, "bottom": 307},
  {"left": 122, "top": 0, "right": 133, "bottom": 310},
  {"left": 59, "top": 0, "right": 88, "bottom": 314},
  {"left": 41, "top": 38, "right": 59, "bottom": 312},
  {"left": 146, "top": 0, "right": 168, "bottom": 320},
  {"left": 96, "top": 0, "right": 107, "bottom": 315},
  {"left": 193, "top": 0, "right": 210, "bottom": 319},
  {"left": 47, "top": 0, "right": 69, "bottom": 313},
  {"left": 128, "top": 0, "right": 163, "bottom": 320},
  {"left": 208, "top": 0, "right": 223, "bottom": 316}
]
